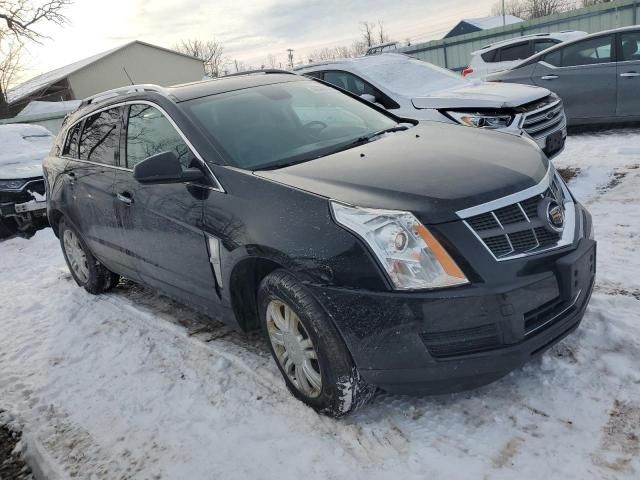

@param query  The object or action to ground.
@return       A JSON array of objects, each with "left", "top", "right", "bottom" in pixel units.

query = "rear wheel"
[
  {"left": 258, "top": 269, "right": 374, "bottom": 417},
  {"left": 59, "top": 219, "right": 119, "bottom": 294}
]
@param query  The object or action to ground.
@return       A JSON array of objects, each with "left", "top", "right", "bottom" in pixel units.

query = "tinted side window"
[
  {"left": 533, "top": 39, "right": 560, "bottom": 54},
  {"left": 323, "top": 71, "right": 399, "bottom": 109},
  {"left": 79, "top": 108, "right": 121, "bottom": 165},
  {"left": 620, "top": 31, "right": 640, "bottom": 61},
  {"left": 543, "top": 49, "right": 563, "bottom": 67},
  {"left": 62, "top": 122, "right": 81, "bottom": 158},
  {"left": 560, "top": 36, "right": 613, "bottom": 67},
  {"left": 303, "top": 71, "right": 324, "bottom": 79},
  {"left": 481, "top": 49, "right": 499, "bottom": 62},
  {"left": 126, "top": 104, "right": 194, "bottom": 169},
  {"left": 498, "top": 42, "right": 532, "bottom": 62}
]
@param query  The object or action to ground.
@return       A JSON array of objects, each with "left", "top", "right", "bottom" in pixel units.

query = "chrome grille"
[
  {"left": 522, "top": 99, "right": 565, "bottom": 140},
  {"left": 464, "top": 174, "right": 568, "bottom": 260}
]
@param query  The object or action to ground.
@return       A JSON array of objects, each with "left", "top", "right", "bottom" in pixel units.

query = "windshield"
[
  {"left": 182, "top": 80, "right": 398, "bottom": 170},
  {"left": 358, "top": 57, "right": 468, "bottom": 97}
]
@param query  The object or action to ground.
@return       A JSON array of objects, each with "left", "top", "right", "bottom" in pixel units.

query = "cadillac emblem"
[
  {"left": 538, "top": 198, "right": 565, "bottom": 233},
  {"left": 547, "top": 201, "right": 565, "bottom": 232}
]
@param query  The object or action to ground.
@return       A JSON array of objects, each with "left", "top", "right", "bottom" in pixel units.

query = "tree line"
[{"left": 491, "top": 0, "right": 613, "bottom": 20}]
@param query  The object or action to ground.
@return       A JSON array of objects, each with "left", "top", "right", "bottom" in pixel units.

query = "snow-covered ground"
[{"left": 1, "top": 128, "right": 639, "bottom": 479}]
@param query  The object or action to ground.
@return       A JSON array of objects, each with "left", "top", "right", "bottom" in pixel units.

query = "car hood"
[
  {"left": 0, "top": 154, "right": 45, "bottom": 180},
  {"left": 411, "top": 82, "right": 550, "bottom": 110},
  {"left": 255, "top": 123, "right": 549, "bottom": 224}
]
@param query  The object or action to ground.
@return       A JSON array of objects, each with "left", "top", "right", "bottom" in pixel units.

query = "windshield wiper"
[
  {"left": 254, "top": 125, "right": 411, "bottom": 171},
  {"left": 349, "top": 125, "right": 410, "bottom": 146}
]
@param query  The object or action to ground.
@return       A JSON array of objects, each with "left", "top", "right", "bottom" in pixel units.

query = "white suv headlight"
[
  {"left": 0, "top": 179, "right": 27, "bottom": 191},
  {"left": 331, "top": 202, "right": 469, "bottom": 290},
  {"left": 446, "top": 111, "right": 513, "bottom": 129}
]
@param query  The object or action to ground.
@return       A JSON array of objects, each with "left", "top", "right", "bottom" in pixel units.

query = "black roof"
[{"left": 167, "top": 73, "right": 303, "bottom": 102}]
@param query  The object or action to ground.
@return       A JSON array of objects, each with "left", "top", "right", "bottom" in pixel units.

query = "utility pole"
[
  {"left": 287, "top": 49, "right": 294, "bottom": 69},
  {"left": 502, "top": 0, "right": 506, "bottom": 26}
]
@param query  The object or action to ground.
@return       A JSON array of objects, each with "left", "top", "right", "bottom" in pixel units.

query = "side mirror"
[
  {"left": 360, "top": 93, "right": 377, "bottom": 103},
  {"left": 133, "top": 151, "right": 204, "bottom": 184}
]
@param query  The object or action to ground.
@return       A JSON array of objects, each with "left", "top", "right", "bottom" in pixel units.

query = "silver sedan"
[{"left": 486, "top": 26, "right": 640, "bottom": 126}]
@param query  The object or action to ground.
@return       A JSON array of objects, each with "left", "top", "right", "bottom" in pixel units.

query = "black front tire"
[
  {"left": 58, "top": 219, "right": 120, "bottom": 294},
  {"left": 258, "top": 269, "right": 375, "bottom": 417}
]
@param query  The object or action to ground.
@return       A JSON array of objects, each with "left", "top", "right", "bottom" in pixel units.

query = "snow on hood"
[
  {"left": 350, "top": 54, "right": 549, "bottom": 109},
  {"left": 0, "top": 124, "right": 53, "bottom": 179},
  {"left": 411, "top": 81, "right": 550, "bottom": 110}
]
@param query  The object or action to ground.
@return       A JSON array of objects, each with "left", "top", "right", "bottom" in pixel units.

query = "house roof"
[
  {"left": 7, "top": 41, "right": 202, "bottom": 105},
  {"left": 463, "top": 15, "right": 523, "bottom": 30}
]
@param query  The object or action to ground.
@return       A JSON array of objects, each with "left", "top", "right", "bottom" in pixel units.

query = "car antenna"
[{"left": 122, "top": 67, "right": 135, "bottom": 85}]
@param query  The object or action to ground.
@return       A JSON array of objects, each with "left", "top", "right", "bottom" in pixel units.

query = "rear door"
[
  {"left": 616, "top": 30, "right": 640, "bottom": 117},
  {"left": 113, "top": 102, "right": 218, "bottom": 313},
  {"left": 532, "top": 35, "right": 617, "bottom": 122},
  {"left": 67, "top": 107, "right": 127, "bottom": 274}
]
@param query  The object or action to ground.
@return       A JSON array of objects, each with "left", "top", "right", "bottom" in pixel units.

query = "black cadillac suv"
[{"left": 43, "top": 73, "right": 596, "bottom": 416}]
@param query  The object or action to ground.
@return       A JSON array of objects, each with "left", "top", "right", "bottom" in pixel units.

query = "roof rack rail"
[
  {"left": 80, "top": 84, "right": 168, "bottom": 107},
  {"left": 223, "top": 69, "right": 296, "bottom": 78}
]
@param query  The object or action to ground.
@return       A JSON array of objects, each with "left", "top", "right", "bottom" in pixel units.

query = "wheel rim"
[
  {"left": 63, "top": 229, "right": 90, "bottom": 284},
  {"left": 266, "top": 300, "right": 322, "bottom": 398}
]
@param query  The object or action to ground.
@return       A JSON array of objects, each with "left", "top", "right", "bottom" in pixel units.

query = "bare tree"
[
  {"left": 175, "top": 39, "right": 225, "bottom": 78},
  {"left": 0, "top": 0, "right": 72, "bottom": 118},
  {"left": 351, "top": 40, "right": 367, "bottom": 56},
  {"left": 526, "top": 0, "right": 571, "bottom": 18},
  {"left": 0, "top": 0, "right": 71, "bottom": 40},
  {"left": 491, "top": 0, "right": 572, "bottom": 19},
  {"left": 265, "top": 53, "right": 278, "bottom": 69},
  {"left": 0, "top": 37, "right": 21, "bottom": 117},
  {"left": 360, "top": 21, "right": 375, "bottom": 47},
  {"left": 581, "top": 0, "right": 611, "bottom": 6},
  {"left": 334, "top": 45, "right": 353, "bottom": 58},
  {"left": 491, "top": 0, "right": 528, "bottom": 18},
  {"left": 377, "top": 19, "right": 390, "bottom": 44}
]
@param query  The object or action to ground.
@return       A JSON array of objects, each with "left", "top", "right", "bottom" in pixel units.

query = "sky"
[{"left": 17, "top": 0, "right": 497, "bottom": 84}]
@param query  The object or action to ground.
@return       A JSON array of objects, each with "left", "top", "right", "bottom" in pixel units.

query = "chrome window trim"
[
  {"left": 67, "top": 158, "right": 133, "bottom": 172},
  {"left": 457, "top": 166, "right": 576, "bottom": 262},
  {"left": 59, "top": 100, "right": 225, "bottom": 193}
]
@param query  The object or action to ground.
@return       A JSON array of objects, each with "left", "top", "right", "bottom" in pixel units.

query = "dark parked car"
[
  {"left": 44, "top": 73, "right": 596, "bottom": 416},
  {"left": 486, "top": 26, "right": 640, "bottom": 126},
  {"left": 0, "top": 124, "right": 53, "bottom": 239}
]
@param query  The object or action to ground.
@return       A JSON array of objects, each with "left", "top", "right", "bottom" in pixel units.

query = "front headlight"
[
  {"left": 0, "top": 179, "right": 26, "bottom": 191},
  {"left": 331, "top": 202, "right": 469, "bottom": 290},
  {"left": 446, "top": 111, "right": 513, "bottom": 129}
]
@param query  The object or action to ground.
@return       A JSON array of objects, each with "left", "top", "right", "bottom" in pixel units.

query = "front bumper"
[{"left": 309, "top": 237, "right": 596, "bottom": 395}]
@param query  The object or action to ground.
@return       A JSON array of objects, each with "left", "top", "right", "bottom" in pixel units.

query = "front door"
[
  {"left": 617, "top": 30, "right": 640, "bottom": 117},
  {"left": 114, "top": 103, "right": 219, "bottom": 313},
  {"left": 532, "top": 35, "right": 617, "bottom": 122}
]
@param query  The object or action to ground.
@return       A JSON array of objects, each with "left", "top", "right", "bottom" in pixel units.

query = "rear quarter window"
[
  {"left": 498, "top": 42, "right": 532, "bottom": 62},
  {"left": 62, "top": 123, "right": 81, "bottom": 158},
  {"left": 481, "top": 49, "right": 499, "bottom": 62}
]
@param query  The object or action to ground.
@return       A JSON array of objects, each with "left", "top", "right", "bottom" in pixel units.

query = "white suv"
[
  {"left": 464, "top": 31, "right": 587, "bottom": 79},
  {"left": 295, "top": 53, "right": 568, "bottom": 158}
]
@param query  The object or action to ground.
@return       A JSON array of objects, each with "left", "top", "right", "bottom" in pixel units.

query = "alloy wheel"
[{"left": 63, "top": 229, "right": 90, "bottom": 284}]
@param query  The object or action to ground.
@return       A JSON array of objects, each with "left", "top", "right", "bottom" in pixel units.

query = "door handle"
[
  {"left": 540, "top": 75, "right": 558, "bottom": 80},
  {"left": 116, "top": 192, "right": 133, "bottom": 205},
  {"left": 620, "top": 72, "right": 640, "bottom": 78}
]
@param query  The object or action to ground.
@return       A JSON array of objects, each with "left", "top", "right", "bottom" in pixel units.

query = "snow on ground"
[{"left": 1, "top": 128, "right": 639, "bottom": 479}]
